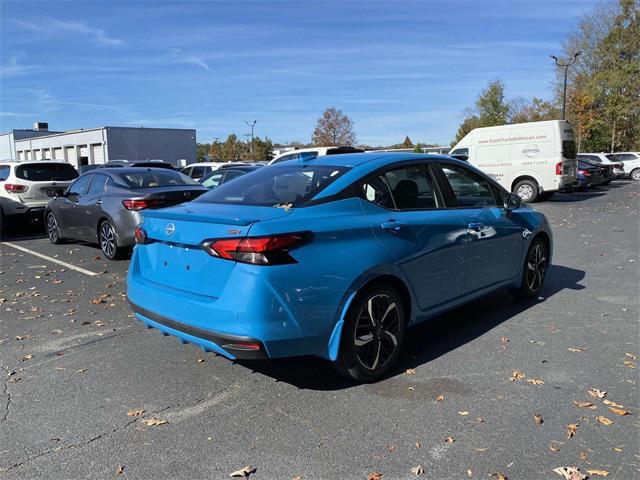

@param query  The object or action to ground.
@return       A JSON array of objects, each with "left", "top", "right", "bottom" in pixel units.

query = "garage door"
[
  {"left": 53, "top": 147, "right": 63, "bottom": 160},
  {"left": 91, "top": 143, "right": 104, "bottom": 164},
  {"left": 64, "top": 146, "right": 76, "bottom": 167},
  {"left": 43, "top": 149, "right": 52, "bottom": 160},
  {"left": 17, "top": 151, "right": 24, "bottom": 161}
]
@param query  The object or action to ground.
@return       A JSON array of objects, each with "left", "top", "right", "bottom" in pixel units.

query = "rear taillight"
[
  {"left": 122, "top": 199, "right": 162, "bottom": 211},
  {"left": 201, "top": 232, "right": 310, "bottom": 265},
  {"left": 4, "top": 183, "right": 28, "bottom": 193},
  {"left": 134, "top": 226, "right": 149, "bottom": 245},
  {"left": 555, "top": 162, "right": 563, "bottom": 175},
  {"left": 578, "top": 169, "right": 591, "bottom": 177}
]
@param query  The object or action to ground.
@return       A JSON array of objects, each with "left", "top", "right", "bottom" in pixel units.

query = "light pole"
[
  {"left": 551, "top": 52, "right": 581, "bottom": 120},
  {"left": 245, "top": 120, "right": 256, "bottom": 160}
]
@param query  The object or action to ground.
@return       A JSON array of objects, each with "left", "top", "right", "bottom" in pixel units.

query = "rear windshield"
[
  {"left": 196, "top": 165, "right": 348, "bottom": 207},
  {"left": 15, "top": 163, "right": 78, "bottom": 181},
  {"left": 115, "top": 170, "right": 199, "bottom": 189}
]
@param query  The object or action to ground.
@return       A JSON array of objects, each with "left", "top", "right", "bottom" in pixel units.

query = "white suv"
[
  {"left": 0, "top": 161, "right": 78, "bottom": 230},
  {"left": 612, "top": 152, "right": 640, "bottom": 181},
  {"left": 180, "top": 162, "right": 248, "bottom": 180},
  {"left": 269, "top": 146, "right": 364, "bottom": 165},
  {"left": 578, "top": 153, "right": 625, "bottom": 178}
]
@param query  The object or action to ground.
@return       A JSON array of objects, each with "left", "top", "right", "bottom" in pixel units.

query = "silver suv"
[{"left": 0, "top": 161, "right": 78, "bottom": 231}]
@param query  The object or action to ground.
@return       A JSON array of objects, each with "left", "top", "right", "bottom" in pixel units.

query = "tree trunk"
[{"left": 610, "top": 120, "right": 616, "bottom": 153}]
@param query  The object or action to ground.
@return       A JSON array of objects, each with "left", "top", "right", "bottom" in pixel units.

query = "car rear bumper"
[
  {"left": 126, "top": 248, "right": 342, "bottom": 360},
  {"left": 129, "top": 301, "right": 268, "bottom": 360},
  {"left": 0, "top": 198, "right": 47, "bottom": 217}
]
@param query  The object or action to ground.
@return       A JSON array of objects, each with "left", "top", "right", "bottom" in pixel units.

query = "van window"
[{"left": 562, "top": 140, "right": 577, "bottom": 159}]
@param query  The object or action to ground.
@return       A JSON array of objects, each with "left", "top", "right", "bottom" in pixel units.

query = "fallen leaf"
[
  {"left": 553, "top": 467, "right": 587, "bottom": 480},
  {"left": 511, "top": 370, "right": 525, "bottom": 380},
  {"left": 587, "top": 388, "right": 607, "bottom": 399},
  {"left": 230, "top": 466, "right": 256, "bottom": 478},
  {"left": 458, "top": 411, "right": 470, "bottom": 416},
  {"left": 90, "top": 298, "right": 105, "bottom": 305},
  {"left": 436, "top": 395, "right": 444, "bottom": 402},
  {"left": 410, "top": 465, "right": 424, "bottom": 476},
  {"left": 549, "top": 441, "right": 562, "bottom": 452},
  {"left": 602, "top": 399, "right": 624, "bottom": 408},
  {"left": 490, "top": 473, "right": 508, "bottom": 480},
  {"left": 21, "top": 354, "right": 33, "bottom": 361},
  {"left": 623, "top": 360, "right": 636, "bottom": 369},
  {"left": 474, "top": 447, "right": 488, "bottom": 452},
  {"left": 407, "top": 386, "right": 414, "bottom": 391},
  {"left": 567, "top": 347, "right": 585, "bottom": 352},
  {"left": 467, "top": 469, "right": 472, "bottom": 477},
  {"left": 414, "top": 442, "right": 421, "bottom": 448},
  {"left": 608, "top": 407, "right": 630, "bottom": 416},
  {"left": 405, "top": 368, "right": 416, "bottom": 375},
  {"left": 573, "top": 400, "right": 596, "bottom": 409},
  {"left": 116, "top": 465, "right": 125, "bottom": 475},
  {"left": 444, "top": 436, "right": 454, "bottom": 443},
  {"left": 612, "top": 447, "right": 623, "bottom": 452},
  {"left": 579, "top": 451, "right": 588, "bottom": 461},
  {"left": 534, "top": 414, "right": 543, "bottom": 425},
  {"left": 367, "top": 473, "right": 383, "bottom": 480},
  {"left": 625, "top": 352, "right": 636, "bottom": 360},
  {"left": 527, "top": 378, "right": 544, "bottom": 385},
  {"left": 595, "top": 416, "right": 614, "bottom": 426},
  {"left": 75, "top": 368, "right": 87, "bottom": 374},
  {"left": 197, "top": 359, "right": 205, "bottom": 363},
  {"left": 386, "top": 445, "right": 395, "bottom": 453},
  {"left": 566, "top": 423, "right": 578, "bottom": 439},
  {"left": 500, "top": 336, "right": 509, "bottom": 343},
  {"left": 143, "top": 417, "right": 168, "bottom": 426},
  {"left": 127, "top": 409, "right": 146, "bottom": 417},
  {"left": 586, "top": 470, "right": 609, "bottom": 477},
  {"left": 292, "top": 477, "right": 302, "bottom": 480}
]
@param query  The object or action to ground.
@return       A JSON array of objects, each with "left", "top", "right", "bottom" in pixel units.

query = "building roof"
[{"left": 10, "top": 126, "right": 196, "bottom": 142}]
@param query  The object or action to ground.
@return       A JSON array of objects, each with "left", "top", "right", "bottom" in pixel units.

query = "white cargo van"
[{"left": 449, "top": 120, "right": 578, "bottom": 202}]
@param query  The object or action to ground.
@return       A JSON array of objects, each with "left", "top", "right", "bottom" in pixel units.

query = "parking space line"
[{"left": 1, "top": 242, "right": 100, "bottom": 276}]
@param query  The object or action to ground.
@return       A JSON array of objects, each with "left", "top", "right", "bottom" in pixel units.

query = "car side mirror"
[
  {"left": 451, "top": 154, "right": 469, "bottom": 161},
  {"left": 504, "top": 193, "right": 521, "bottom": 211}
]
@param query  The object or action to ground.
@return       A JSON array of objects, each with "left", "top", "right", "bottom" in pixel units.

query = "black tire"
[
  {"left": 630, "top": 168, "right": 640, "bottom": 182},
  {"left": 513, "top": 179, "right": 539, "bottom": 203},
  {"left": 46, "top": 212, "right": 66, "bottom": 244},
  {"left": 98, "top": 220, "right": 125, "bottom": 260},
  {"left": 0, "top": 209, "right": 5, "bottom": 240},
  {"left": 335, "top": 284, "right": 406, "bottom": 382},
  {"left": 513, "top": 237, "right": 548, "bottom": 299},
  {"left": 537, "top": 192, "right": 554, "bottom": 201}
]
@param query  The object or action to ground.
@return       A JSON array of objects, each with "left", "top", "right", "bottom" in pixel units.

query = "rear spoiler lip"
[{"left": 140, "top": 209, "right": 257, "bottom": 226}]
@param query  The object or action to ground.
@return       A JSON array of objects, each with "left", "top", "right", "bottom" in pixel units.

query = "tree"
[
  {"left": 311, "top": 107, "right": 356, "bottom": 146},
  {"left": 401, "top": 136, "right": 413, "bottom": 148},
  {"left": 509, "top": 97, "right": 560, "bottom": 124},
  {"left": 220, "top": 134, "right": 245, "bottom": 161},
  {"left": 250, "top": 136, "right": 274, "bottom": 162},
  {"left": 412, "top": 144, "right": 422, "bottom": 153},
  {"left": 209, "top": 141, "right": 221, "bottom": 160},
  {"left": 452, "top": 114, "right": 482, "bottom": 145},
  {"left": 195, "top": 143, "right": 210, "bottom": 161}
]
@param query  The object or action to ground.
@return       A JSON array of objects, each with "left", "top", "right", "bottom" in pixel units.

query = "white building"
[{"left": 0, "top": 123, "right": 196, "bottom": 168}]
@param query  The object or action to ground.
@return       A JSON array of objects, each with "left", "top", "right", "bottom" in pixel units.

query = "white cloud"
[
  {"left": 12, "top": 17, "right": 122, "bottom": 46},
  {"left": 169, "top": 48, "right": 211, "bottom": 72}
]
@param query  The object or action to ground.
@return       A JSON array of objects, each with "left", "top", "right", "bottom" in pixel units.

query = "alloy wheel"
[
  {"left": 631, "top": 169, "right": 640, "bottom": 181},
  {"left": 353, "top": 294, "right": 401, "bottom": 371},
  {"left": 526, "top": 241, "right": 547, "bottom": 292},
  {"left": 100, "top": 222, "right": 116, "bottom": 258},
  {"left": 47, "top": 214, "right": 59, "bottom": 243}
]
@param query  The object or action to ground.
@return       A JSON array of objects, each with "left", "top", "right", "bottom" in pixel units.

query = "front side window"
[
  {"left": 201, "top": 171, "right": 224, "bottom": 189},
  {"left": 384, "top": 165, "right": 439, "bottom": 209},
  {"left": 16, "top": 163, "right": 78, "bottom": 181},
  {"left": 441, "top": 164, "right": 497, "bottom": 208},
  {"left": 68, "top": 175, "right": 93, "bottom": 196},
  {"left": 197, "top": 165, "right": 348, "bottom": 207}
]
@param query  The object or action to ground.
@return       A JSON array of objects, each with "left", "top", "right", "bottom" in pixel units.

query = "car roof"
[
  {"left": 88, "top": 167, "right": 179, "bottom": 175},
  {"left": 273, "top": 151, "right": 454, "bottom": 168}
]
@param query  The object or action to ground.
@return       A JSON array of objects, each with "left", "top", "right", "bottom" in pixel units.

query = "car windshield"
[
  {"left": 196, "top": 164, "right": 349, "bottom": 207},
  {"left": 15, "top": 163, "right": 79, "bottom": 181},
  {"left": 116, "top": 170, "right": 199, "bottom": 188}
]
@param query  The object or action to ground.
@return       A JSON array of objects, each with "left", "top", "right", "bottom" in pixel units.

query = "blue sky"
[{"left": 1, "top": 0, "right": 598, "bottom": 146}]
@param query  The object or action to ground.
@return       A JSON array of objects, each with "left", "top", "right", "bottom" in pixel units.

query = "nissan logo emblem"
[{"left": 165, "top": 223, "right": 175, "bottom": 236}]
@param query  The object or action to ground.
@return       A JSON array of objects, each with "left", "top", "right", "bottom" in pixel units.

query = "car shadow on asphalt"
[{"left": 239, "top": 264, "right": 586, "bottom": 391}]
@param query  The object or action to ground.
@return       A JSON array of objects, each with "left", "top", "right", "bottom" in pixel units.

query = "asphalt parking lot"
[{"left": 1, "top": 181, "right": 638, "bottom": 480}]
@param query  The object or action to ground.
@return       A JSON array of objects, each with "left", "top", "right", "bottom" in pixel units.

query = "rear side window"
[
  {"left": 440, "top": 164, "right": 497, "bottom": 208},
  {"left": 68, "top": 175, "right": 93, "bottom": 196},
  {"left": 15, "top": 163, "right": 78, "bottom": 181},
  {"left": 384, "top": 165, "right": 439, "bottom": 209},
  {"left": 0, "top": 166, "right": 9, "bottom": 181},
  {"left": 116, "top": 171, "right": 199, "bottom": 188},
  {"left": 361, "top": 175, "right": 395, "bottom": 209},
  {"left": 578, "top": 154, "right": 601, "bottom": 163},
  {"left": 87, "top": 174, "right": 111, "bottom": 195},
  {"left": 614, "top": 153, "right": 638, "bottom": 161}
]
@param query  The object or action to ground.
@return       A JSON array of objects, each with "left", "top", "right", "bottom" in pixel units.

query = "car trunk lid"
[
  {"left": 136, "top": 203, "right": 292, "bottom": 297},
  {"left": 18, "top": 181, "right": 72, "bottom": 203}
]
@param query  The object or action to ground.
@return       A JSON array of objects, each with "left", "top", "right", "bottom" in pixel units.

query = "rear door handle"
[
  {"left": 467, "top": 222, "right": 484, "bottom": 232},
  {"left": 381, "top": 220, "right": 407, "bottom": 232}
]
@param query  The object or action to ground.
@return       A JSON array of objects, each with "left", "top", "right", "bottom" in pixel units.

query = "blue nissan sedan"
[{"left": 127, "top": 153, "right": 552, "bottom": 382}]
